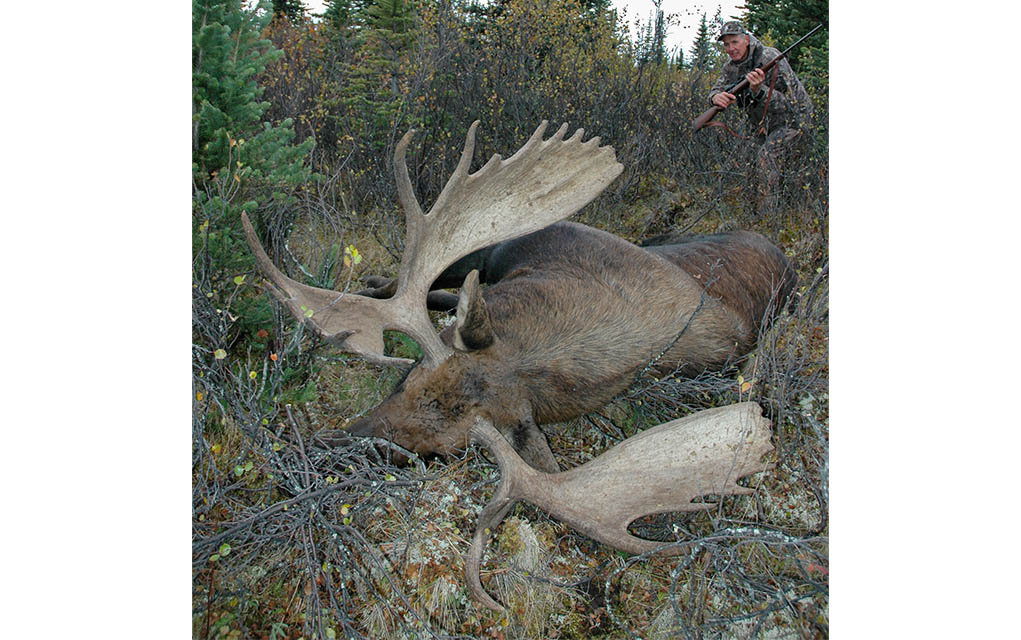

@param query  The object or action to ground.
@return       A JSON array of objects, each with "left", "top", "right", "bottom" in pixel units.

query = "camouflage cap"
[{"left": 717, "top": 21, "right": 748, "bottom": 40}]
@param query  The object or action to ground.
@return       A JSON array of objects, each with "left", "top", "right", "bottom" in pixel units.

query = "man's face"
[{"left": 721, "top": 34, "right": 750, "bottom": 61}]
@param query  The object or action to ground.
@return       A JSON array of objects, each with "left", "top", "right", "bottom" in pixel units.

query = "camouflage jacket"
[{"left": 708, "top": 34, "right": 813, "bottom": 135}]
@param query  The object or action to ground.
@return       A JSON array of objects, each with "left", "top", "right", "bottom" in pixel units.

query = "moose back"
[{"left": 242, "top": 121, "right": 796, "bottom": 472}]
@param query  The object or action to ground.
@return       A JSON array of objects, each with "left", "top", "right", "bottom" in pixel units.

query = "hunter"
[{"left": 708, "top": 21, "right": 813, "bottom": 216}]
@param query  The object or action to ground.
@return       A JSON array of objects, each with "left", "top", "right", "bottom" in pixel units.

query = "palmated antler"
[
  {"left": 465, "top": 402, "right": 774, "bottom": 611},
  {"left": 242, "top": 120, "right": 623, "bottom": 369}
]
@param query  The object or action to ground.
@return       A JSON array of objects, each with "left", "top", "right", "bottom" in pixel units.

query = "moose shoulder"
[{"left": 242, "top": 121, "right": 795, "bottom": 473}]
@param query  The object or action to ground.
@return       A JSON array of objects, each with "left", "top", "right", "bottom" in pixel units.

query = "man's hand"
[
  {"left": 712, "top": 92, "right": 736, "bottom": 108},
  {"left": 746, "top": 68, "right": 765, "bottom": 93},
  {"left": 712, "top": 66, "right": 768, "bottom": 109}
]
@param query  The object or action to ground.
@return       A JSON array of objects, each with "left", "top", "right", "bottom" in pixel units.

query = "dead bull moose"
[{"left": 241, "top": 120, "right": 796, "bottom": 472}]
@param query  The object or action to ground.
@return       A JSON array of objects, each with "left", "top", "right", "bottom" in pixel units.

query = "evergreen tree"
[
  {"left": 688, "top": 11, "right": 714, "bottom": 73},
  {"left": 192, "top": 0, "right": 314, "bottom": 288},
  {"left": 741, "top": 0, "right": 827, "bottom": 69},
  {"left": 323, "top": 0, "right": 369, "bottom": 30},
  {"left": 365, "top": 0, "right": 418, "bottom": 64},
  {"left": 192, "top": 0, "right": 313, "bottom": 183},
  {"left": 272, "top": 0, "right": 308, "bottom": 23},
  {"left": 343, "top": 0, "right": 420, "bottom": 143},
  {"left": 635, "top": 0, "right": 666, "bottom": 66},
  {"left": 650, "top": 0, "right": 666, "bottom": 65}
]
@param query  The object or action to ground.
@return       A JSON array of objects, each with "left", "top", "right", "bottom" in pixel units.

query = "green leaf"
[
  {"left": 214, "top": 349, "right": 227, "bottom": 360},
  {"left": 233, "top": 274, "right": 246, "bottom": 285},
  {"left": 268, "top": 622, "right": 289, "bottom": 640},
  {"left": 219, "top": 542, "right": 231, "bottom": 556}
]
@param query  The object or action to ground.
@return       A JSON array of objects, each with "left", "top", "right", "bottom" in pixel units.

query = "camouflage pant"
[{"left": 751, "top": 127, "right": 804, "bottom": 216}]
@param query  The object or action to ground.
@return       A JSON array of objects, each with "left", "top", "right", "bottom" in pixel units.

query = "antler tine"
[
  {"left": 394, "top": 128, "right": 424, "bottom": 221},
  {"left": 464, "top": 404, "right": 773, "bottom": 611},
  {"left": 466, "top": 417, "right": 540, "bottom": 612},
  {"left": 240, "top": 213, "right": 416, "bottom": 367}
]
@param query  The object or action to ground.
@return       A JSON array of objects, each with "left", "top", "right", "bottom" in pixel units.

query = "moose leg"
[
  {"left": 502, "top": 419, "right": 560, "bottom": 473},
  {"left": 426, "top": 291, "right": 460, "bottom": 311},
  {"left": 355, "top": 276, "right": 460, "bottom": 311},
  {"left": 356, "top": 243, "right": 502, "bottom": 312}
]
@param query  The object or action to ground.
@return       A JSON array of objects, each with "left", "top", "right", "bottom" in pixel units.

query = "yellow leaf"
[{"left": 741, "top": 381, "right": 752, "bottom": 392}]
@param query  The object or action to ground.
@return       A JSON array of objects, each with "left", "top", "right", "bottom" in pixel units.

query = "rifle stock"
[
  {"left": 692, "top": 106, "right": 722, "bottom": 131},
  {"left": 692, "top": 23, "right": 823, "bottom": 132}
]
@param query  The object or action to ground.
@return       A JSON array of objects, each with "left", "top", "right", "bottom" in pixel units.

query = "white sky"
[
  {"left": 610, "top": 0, "right": 743, "bottom": 57},
  {"left": 301, "top": 0, "right": 743, "bottom": 57}
]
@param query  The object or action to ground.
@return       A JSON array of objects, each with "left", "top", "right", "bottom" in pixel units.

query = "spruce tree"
[
  {"left": 343, "top": 0, "right": 420, "bottom": 144},
  {"left": 272, "top": 0, "right": 308, "bottom": 23},
  {"left": 741, "top": 0, "right": 827, "bottom": 69},
  {"left": 688, "top": 11, "right": 714, "bottom": 73},
  {"left": 193, "top": 0, "right": 314, "bottom": 281},
  {"left": 323, "top": 0, "right": 369, "bottom": 30},
  {"left": 651, "top": 0, "right": 666, "bottom": 65},
  {"left": 192, "top": 0, "right": 313, "bottom": 184}
]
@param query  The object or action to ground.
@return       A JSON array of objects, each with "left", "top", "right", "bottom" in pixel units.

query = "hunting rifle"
[{"left": 693, "top": 23, "right": 823, "bottom": 132}]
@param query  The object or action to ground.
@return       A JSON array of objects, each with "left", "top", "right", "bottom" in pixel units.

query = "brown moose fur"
[{"left": 345, "top": 221, "right": 796, "bottom": 472}]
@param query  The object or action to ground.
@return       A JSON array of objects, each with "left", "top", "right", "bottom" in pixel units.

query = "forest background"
[{"left": 3, "top": 0, "right": 1019, "bottom": 638}]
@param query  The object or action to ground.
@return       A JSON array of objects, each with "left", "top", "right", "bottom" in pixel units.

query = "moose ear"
[{"left": 454, "top": 270, "right": 496, "bottom": 351}]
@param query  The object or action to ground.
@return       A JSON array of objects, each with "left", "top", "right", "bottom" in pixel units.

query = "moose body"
[
  {"left": 243, "top": 120, "right": 795, "bottom": 472},
  {"left": 347, "top": 221, "right": 795, "bottom": 471}
]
